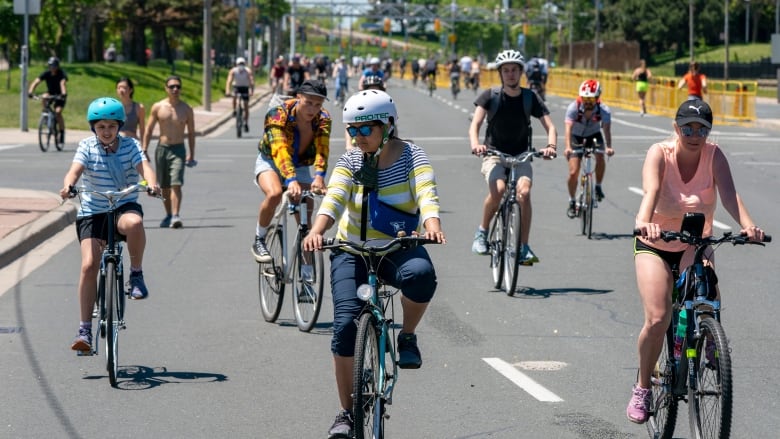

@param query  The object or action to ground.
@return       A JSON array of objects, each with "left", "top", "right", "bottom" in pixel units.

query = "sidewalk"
[{"left": 0, "top": 87, "right": 271, "bottom": 269}]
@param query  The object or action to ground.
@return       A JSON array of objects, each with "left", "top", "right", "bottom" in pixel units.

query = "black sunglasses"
[
  {"left": 167, "top": 84, "right": 182, "bottom": 90},
  {"left": 346, "top": 125, "right": 375, "bottom": 138}
]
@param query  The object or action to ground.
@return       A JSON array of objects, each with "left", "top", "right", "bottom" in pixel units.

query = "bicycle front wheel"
[
  {"left": 646, "top": 322, "right": 678, "bottom": 439},
  {"left": 688, "top": 317, "right": 732, "bottom": 439},
  {"left": 503, "top": 201, "right": 522, "bottom": 295},
  {"left": 105, "top": 260, "right": 120, "bottom": 388},
  {"left": 292, "top": 242, "right": 325, "bottom": 332},
  {"left": 258, "top": 226, "right": 285, "bottom": 322},
  {"left": 581, "top": 176, "right": 593, "bottom": 238},
  {"left": 353, "top": 312, "right": 383, "bottom": 439},
  {"left": 488, "top": 209, "right": 505, "bottom": 290},
  {"left": 38, "top": 115, "right": 51, "bottom": 152}
]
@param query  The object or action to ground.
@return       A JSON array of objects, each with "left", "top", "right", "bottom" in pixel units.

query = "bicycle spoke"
[
  {"left": 258, "top": 226, "right": 285, "bottom": 322},
  {"left": 688, "top": 317, "right": 732, "bottom": 439}
]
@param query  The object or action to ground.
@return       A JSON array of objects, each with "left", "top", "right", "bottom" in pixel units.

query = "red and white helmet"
[{"left": 578, "top": 79, "right": 602, "bottom": 99}]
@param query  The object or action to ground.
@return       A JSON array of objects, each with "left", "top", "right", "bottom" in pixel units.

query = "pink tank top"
[{"left": 641, "top": 141, "right": 718, "bottom": 252}]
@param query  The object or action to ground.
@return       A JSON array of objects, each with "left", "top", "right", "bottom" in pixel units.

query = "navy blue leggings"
[{"left": 329, "top": 246, "right": 437, "bottom": 356}]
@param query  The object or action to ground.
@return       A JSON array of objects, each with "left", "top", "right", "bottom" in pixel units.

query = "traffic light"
[
  {"left": 384, "top": 18, "right": 391, "bottom": 33},
  {"left": 434, "top": 18, "right": 441, "bottom": 33}
]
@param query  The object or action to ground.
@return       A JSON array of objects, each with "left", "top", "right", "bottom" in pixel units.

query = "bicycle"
[
  {"left": 635, "top": 214, "right": 771, "bottom": 439},
  {"left": 481, "top": 149, "right": 551, "bottom": 295},
  {"left": 450, "top": 73, "right": 460, "bottom": 99},
  {"left": 568, "top": 140, "right": 605, "bottom": 239},
  {"left": 230, "top": 88, "right": 250, "bottom": 138},
  {"left": 68, "top": 182, "right": 161, "bottom": 388},
  {"left": 258, "top": 189, "right": 326, "bottom": 332},
  {"left": 426, "top": 72, "right": 436, "bottom": 97},
  {"left": 321, "top": 235, "right": 435, "bottom": 439},
  {"left": 31, "top": 94, "right": 65, "bottom": 152},
  {"left": 335, "top": 80, "right": 348, "bottom": 107},
  {"left": 528, "top": 80, "right": 545, "bottom": 101}
]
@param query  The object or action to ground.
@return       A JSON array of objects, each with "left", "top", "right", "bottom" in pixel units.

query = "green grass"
[
  {"left": 0, "top": 60, "right": 242, "bottom": 130},
  {"left": 651, "top": 43, "right": 771, "bottom": 77}
]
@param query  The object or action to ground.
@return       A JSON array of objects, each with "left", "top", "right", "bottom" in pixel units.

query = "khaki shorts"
[
  {"left": 480, "top": 155, "right": 533, "bottom": 185},
  {"left": 155, "top": 143, "right": 186, "bottom": 188}
]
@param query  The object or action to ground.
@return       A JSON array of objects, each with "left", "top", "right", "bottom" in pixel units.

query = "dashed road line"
[{"left": 483, "top": 357, "right": 564, "bottom": 402}]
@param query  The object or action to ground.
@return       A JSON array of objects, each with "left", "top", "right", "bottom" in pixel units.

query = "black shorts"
[
  {"left": 76, "top": 202, "right": 143, "bottom": 242},
  {"left": 633, "top": 237, "right": 684, "bottom": 270},
  {"left": 233, "top": 86, "right": 250, "bottom": 100},
  {"left": 573, "top": 133, "right": 605, "bottom": 149}
]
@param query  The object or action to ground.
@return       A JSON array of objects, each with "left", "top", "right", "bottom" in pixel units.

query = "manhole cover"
[{"left": 514, "top": 361, "right": 567, "bottom": 371}]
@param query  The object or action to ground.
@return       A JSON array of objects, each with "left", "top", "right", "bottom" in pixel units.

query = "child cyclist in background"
[{"left": 60, "top": 97, "right": 160, "bottom": 353}]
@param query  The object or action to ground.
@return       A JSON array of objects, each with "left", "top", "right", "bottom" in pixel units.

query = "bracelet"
[{"left": 546, "top": 143, "right": 557, "bottom": 150}]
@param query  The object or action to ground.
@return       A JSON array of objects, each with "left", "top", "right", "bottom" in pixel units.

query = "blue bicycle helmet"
[{"left": 87, "top": 97, "right": 125, "bottom": 130}]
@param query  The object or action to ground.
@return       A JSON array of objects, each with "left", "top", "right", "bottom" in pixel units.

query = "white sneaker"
[{"left": 170, "top": 216, "right": 183, "bottom": 229}]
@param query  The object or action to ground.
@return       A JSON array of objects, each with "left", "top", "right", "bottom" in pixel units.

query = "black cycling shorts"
[
  {"left": 233, "top": 86, "right": 250, "bottom": 100},
  {"left": 633, "top": 237, "right": 684, "bottom": 271}
]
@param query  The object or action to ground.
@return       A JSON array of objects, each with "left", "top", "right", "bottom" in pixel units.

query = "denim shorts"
[
  {"left": 253, "top": 153, "right": 313, "bottom": 186},
  {"left": 329, "top": 245, "right": 437, "bottom": 356}
]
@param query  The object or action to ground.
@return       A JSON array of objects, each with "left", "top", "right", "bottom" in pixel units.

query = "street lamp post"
[
  {"left": 689, "top": 0, "right": 694, "bottom": 61},
  {"left": 745, "top": 0, "right": 750, "bottom": 43}
]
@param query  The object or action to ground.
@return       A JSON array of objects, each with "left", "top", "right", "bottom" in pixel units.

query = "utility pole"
[
  {"left": 689, "top": 0, "right": 694, "bottom": 61},
  {"left": 724, "top": 0, "right": 729, "bottom": 81},
  {"left": 238, "top": 0, "right": 246, "bottom": 59},
  {"left": 594, "top": 0, "right": 600, "bottom": 71},
  {"left": 203, "top": 0, "right": 212, "bottom": 111}
]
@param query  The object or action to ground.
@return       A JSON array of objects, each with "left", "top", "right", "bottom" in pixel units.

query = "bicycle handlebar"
[
  {"left": 68, "top": 182, "right": 163, "bottom": 203},
  {"left": 632, "top": 229, "right": 772, "bottom": 245},
  {"left": 321, "top": 235, "right": 437, "bottom": 254},
  {"left": 478, "top": 149, "right": 555, "bottom": 161}
]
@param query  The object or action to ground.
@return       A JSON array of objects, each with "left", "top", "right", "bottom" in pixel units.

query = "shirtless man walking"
[{"left": 143, "top": 75, "right": 196, "bottom": 228}]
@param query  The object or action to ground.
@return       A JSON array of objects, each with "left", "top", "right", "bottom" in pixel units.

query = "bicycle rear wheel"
[
  {"left": 688, "top": 317, "right": 732, "bottom": 439},
  {"left": 353, "top": 312, "right": 383, "bottom": 439},
  {"left": 258, "top": 225, "right": 285, "bottom": 322},
  {"left": 292, "top": 241, "right": 325, "bottom": 332},
  {"left": 646, "top": 322, "right": 678, "bottom": 439},
  {"left": 38, "top": 114, "right": 51, "bottom": 152},
  {"left": 488, "top": 209, "right": 505, "bottom": 290},
  {"left": 236, "top": 106, "right": 243, "bottom": 138},
  {"left": 105, "top": 260, "right": 120, "bottom": 387},
  {"left": 503, "top": 201, "right": 522, "bottom": 295}
]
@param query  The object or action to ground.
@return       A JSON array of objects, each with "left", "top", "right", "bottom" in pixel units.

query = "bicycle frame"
[{"left": 572, "top": 144, "right": 603, "bottom": 238}]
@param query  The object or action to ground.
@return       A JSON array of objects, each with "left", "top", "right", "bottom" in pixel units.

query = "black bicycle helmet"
[
  {"left": 47, "top": 57, "right": 60, "bottom": 68},
  {"left": 363, "top": 75, "right": 386, "bottom": 91}
]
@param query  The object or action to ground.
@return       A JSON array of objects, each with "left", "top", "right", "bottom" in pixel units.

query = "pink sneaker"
[{"left": 626, "top": 384, "right": 652, "bottom": 424}]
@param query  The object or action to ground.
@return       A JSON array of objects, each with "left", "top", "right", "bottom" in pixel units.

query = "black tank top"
[{"left": 636, "top": 70, "right": 648, "bottom": 82}]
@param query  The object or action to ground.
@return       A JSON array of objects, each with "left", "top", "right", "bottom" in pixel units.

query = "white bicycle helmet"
[
  {"left": 495, "top": 50, "right": 525, "bottom": 69},
  {"left": 343, "top": 90, "right": 398, "bottom": 126},
  {"left": 579, "top": 79, "right": 602, "bottom": 99},
  {"left": 236, "top": 56, "right": 246, "bottom": 65},
  {"left": 368, "top": 57, "right": 381, "bottom": 65}
]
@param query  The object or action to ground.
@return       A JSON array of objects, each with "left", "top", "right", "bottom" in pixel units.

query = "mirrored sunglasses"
[
  {"left": 167, "top": 84, "right": 182, "bottom": 90},
  {"left": 680, "top": 125, "right": 710, "bottom": 138},
  {"left": 582, "top": 97, "right": 596, "bottom": 104},
  {"left": 346, "top": 125, "right": 375, "bottom": 138}
]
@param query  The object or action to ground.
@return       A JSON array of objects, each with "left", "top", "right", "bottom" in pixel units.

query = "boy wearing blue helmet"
[{"left": 59, "top": 97, "right": 160, "bottom": 353}]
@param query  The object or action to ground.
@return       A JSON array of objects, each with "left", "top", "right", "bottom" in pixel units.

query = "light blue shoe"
[{"left": 520, "top": 245, "right": 539, "bottom": 265}]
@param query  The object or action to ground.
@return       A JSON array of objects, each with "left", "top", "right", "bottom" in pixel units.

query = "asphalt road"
[{"left": 1, "top": 81, "right": 779, "bottom": 439}]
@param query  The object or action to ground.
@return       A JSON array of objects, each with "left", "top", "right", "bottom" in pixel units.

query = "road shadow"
[
  {"left": 588, "top": 232, "right": 636, "bottom": 241},
  {"left": 83, "top": 365, "right": 228, "bottom": 390},
  {"left": 509, "top": 286, "right": 613, "bottom": 299},
  {"left": 277, "top": 319, "right": 334, "bottom": 336}
]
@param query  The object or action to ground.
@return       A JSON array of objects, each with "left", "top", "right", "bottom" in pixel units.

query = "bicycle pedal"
[{"left": 76, "top": 350, "right": 94, "bottom": 357}]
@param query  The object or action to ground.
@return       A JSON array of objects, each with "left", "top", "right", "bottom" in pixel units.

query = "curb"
[{"left": 0, "top": 195, "right": 77, "bottom": 269}]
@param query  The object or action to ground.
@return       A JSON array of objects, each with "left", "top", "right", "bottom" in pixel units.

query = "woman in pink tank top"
[{"left": 625, "top": 99, "right": 766, "bottom": 424}]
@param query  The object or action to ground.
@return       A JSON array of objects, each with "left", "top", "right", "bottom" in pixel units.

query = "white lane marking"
[
  {"left": 483, "top": 357, "right": 564, "bottom": 402},
  {"left": 0, "top": 145, "right": 26, "bottom": 151},
  {"left": 627, "top": 187, "right": 731, "bottom": 230}
]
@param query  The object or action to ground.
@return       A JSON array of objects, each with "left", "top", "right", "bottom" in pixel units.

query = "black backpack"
[
  {"left": 486, "top": 86, "right": 534, "bottom": 127},
  {"left": 526, "top": 59, "right": 542, "bottom": 81}
]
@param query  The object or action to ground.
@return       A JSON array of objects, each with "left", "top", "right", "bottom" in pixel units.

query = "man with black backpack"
[{"left": 468, "top": 50, "right": 557, "bottom": 264}]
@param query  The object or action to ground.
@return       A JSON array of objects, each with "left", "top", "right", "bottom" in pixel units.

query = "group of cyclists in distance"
[{"left": 47, "top": 43, "right": 768, "bottom": 438}]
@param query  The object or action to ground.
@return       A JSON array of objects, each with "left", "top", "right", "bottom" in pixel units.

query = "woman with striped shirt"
[{"left": 303, "top": 90, "right": 446, "bottom": 439}]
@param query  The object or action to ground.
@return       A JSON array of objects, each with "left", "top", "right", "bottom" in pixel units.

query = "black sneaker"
[
  {"left": 397, "top": 332, "right": 422, "bottom": 369},
  {"left": 595, "top": 186, "right": 605, "bottom": 202},
  {"left": 327, "top": 410, "right": 353, "bottom": 439},
  {"left": 244, "top": 123, "right": 249, "bottom": 132},
  {"left": 566, "top": 200, "right": 577, "bottom": 219},
  {"left": 252, "top": 235, "right": 272, "bottom": 263}
]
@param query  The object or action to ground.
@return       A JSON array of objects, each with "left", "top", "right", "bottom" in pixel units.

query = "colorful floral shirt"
[{"left": 259, "top": 98, "right": 331, "bottom": 184}]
